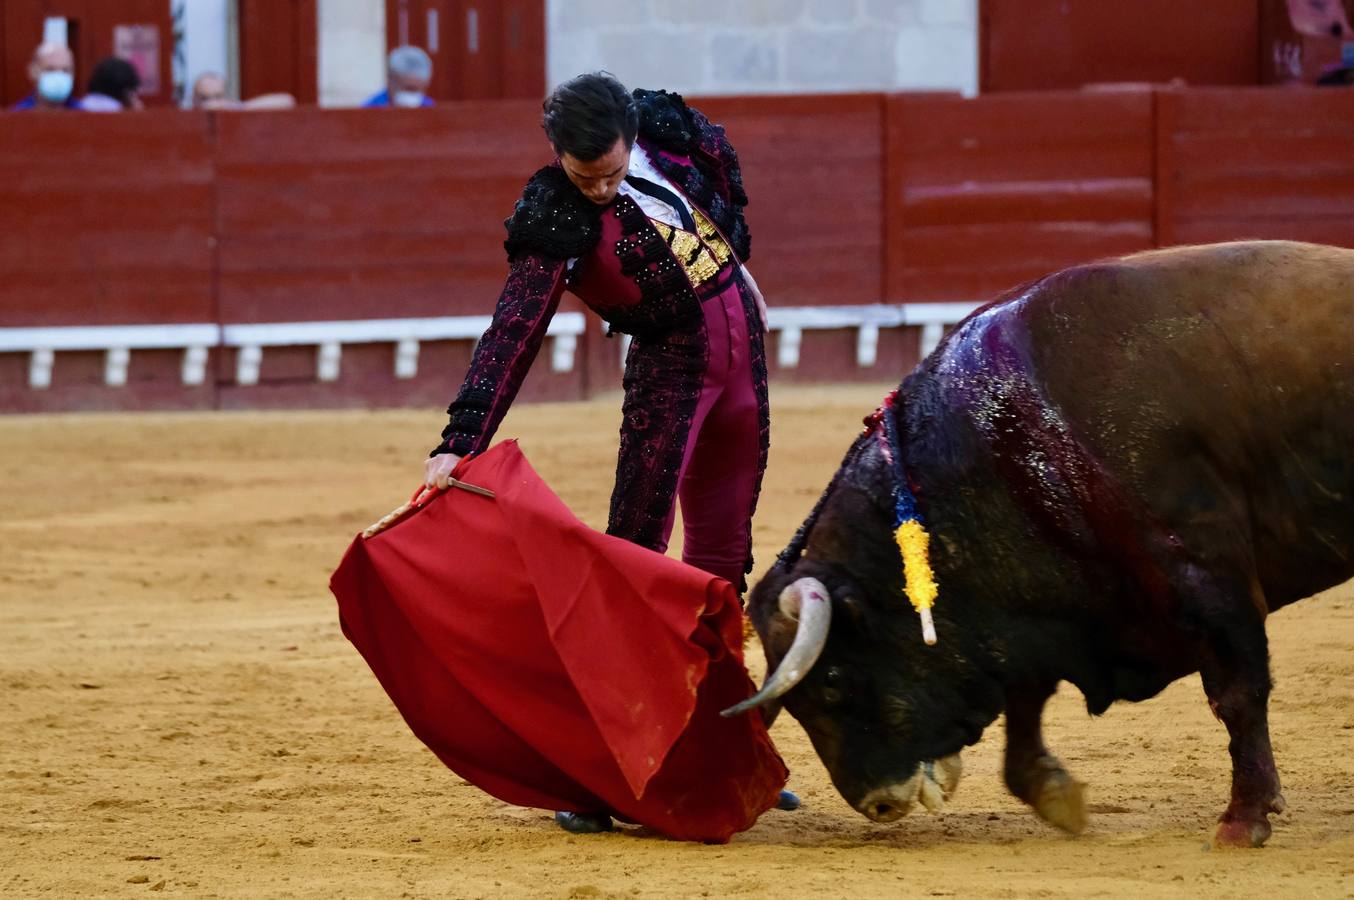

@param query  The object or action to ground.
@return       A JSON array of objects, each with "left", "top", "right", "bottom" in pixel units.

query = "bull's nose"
[
  {"left": 856, "top": 785, "right": 914, "bottom": 823},
  {"left": 866, "top": 800, "right": 905, "bottom": 823}
]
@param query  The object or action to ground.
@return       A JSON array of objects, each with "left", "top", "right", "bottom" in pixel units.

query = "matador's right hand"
[{"left": 424, "top": 452, "right": 464, "bottom": 490}]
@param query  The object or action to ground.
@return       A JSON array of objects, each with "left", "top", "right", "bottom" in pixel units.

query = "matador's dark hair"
[{"left": 542, "top": 72, "right": 638, "bottom": 161}]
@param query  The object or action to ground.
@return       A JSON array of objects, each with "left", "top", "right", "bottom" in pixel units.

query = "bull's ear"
[{"left": 760, "top": 701, "right": 783, "bottom": 729}]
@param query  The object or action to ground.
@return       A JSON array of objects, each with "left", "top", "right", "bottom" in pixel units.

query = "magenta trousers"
[{"left": 606, "top": 268, "right": 770, "bottom": 591}]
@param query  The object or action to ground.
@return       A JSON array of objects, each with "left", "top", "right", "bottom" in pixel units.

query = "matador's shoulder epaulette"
[
  {"left": 503, "top": 165, "right": 603, "bottom": 262},
  {"left": 633, "top": 88, "right": 699, "bottom": 155}
]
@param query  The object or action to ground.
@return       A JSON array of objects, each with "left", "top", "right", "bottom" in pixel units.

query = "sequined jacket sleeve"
[{"left": 433, "top": 253, "right": 568, "bottom": 457}]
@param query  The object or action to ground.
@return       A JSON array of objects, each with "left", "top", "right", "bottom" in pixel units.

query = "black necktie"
[{"left": 624, "top": 174, "right": 697, "bottom": 232}]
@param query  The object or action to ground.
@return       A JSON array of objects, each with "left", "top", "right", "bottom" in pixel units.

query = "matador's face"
[{"left": 560, "top": 136, "right": 631, "bottom": 206}]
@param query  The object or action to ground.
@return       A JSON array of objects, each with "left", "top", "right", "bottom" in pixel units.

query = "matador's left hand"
[{"left": 741, "top": 265, "right": 769, "bottom": 334}]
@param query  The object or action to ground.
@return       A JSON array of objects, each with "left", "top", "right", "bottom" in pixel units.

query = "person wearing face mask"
[
  {"left": 422, "top": 72, "right": 796, "bottom": 834},
  {"left": 362, "top": 45, "right": 435, "bottom": 108},
  {"left": 11, "top": 42, "right": 79, "bottom": 111}
]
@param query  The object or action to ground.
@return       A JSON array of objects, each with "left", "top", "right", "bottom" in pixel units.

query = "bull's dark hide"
[{"left": 750, "top": 240, "right": 1354, "bottom": 847}]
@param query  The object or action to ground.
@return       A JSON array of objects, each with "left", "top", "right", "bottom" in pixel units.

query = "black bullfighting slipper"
[
  {"left": 776, "top": 789, "right": 801, "bottom": 811},
  {"left": 554, "top": 811, "right": 614, "bottom": 834}
]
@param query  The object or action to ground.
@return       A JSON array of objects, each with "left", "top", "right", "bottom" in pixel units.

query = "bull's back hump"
[{"left": 1022, "top": 240, "right": 1354, "bottom": 401}]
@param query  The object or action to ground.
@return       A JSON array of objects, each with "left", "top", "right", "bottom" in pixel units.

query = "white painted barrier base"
[
  {"left": 0, "top": 303, "right": 983, "bottom": 391},
  {"left": 616, "top": 302, "right": 983, "bottom": 370},
  {"left": 0, "top": 315, "right": 587, "bottom": 389}
]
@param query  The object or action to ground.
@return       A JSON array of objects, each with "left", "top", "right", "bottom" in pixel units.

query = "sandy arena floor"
[{"left": 2, "top": 384, "right": 1352, "bottom": 899}]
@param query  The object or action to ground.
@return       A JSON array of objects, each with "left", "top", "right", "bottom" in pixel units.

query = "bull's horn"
[{"left": 721, "top": 577, "right": 832, "bottom": 717}]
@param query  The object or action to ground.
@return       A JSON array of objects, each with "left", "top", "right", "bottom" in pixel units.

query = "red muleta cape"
[{"left": 329, "top": 441, "right": 787, "bottom": 842}]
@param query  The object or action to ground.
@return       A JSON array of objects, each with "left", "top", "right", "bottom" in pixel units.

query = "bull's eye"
[
  {"left": 821, "top": 666, "right": 845, "bottom": 707},
  {"left": 840, "top": 595, "right": 866, "bottom": 626},
  {"left": 881, "top": 694, "right": 910, "bottom": 729}
]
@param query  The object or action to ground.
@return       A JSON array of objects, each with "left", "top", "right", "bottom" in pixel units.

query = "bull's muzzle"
[{"left": 855, "top": 754, "right": 963, "bottom": 822}]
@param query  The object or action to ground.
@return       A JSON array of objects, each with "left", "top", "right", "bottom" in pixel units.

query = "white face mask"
[
  {"left": 37, "top": 70, "right": 74, "bottom": 103},
  {"left": 392, "top": 90, "right": 426, "bottom": 108}
]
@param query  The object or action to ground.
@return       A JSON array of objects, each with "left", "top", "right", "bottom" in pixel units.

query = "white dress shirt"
[{"left": 616, "top": 145, "right": 694, "bottom": 227}]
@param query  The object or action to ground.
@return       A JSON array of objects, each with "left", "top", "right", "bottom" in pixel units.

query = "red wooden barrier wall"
[
  {"left": 696, "top": 94, "right": 897, "bottom": 382},
  {"left": 0, "top": 111, "right": 216, "bottom": 412},
  {"left": 3, "top": 88, "right": 1354, "bottom": 414},
  {"left": 213, "top": 103, "right": 541, "bottom": 323},
  {"left": 238, "top": 0, "right": 319, "bottom": 105},
  {"left": 1155, "top": 88, "right": 1354, "bottom": 246},
  {"left": 885, "top": 90, "right": 1156, "bottom": 302},
  {"left": 980, "top": 0, "right": 1262, "bottom": 92},
  {"left": 211, "top": 102, "right": 582, "bottom": 410},
  {"left": 0, "top": 111, "right": 215, "bottom": 326},
  {"left": 698, "top": 94, "right": 885, "bottom": 310}
]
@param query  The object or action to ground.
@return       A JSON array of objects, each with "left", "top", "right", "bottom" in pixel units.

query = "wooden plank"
[
  {"left": 1173, "top": 174, "right": 1354, "bottom": 218},
  {"left": 1160, "top": 87, "right": 1354, "bottom": 248},
  {"left": 886, "top": 91, "right": 1156, "bottom": 302},
  {"left": 1172, "top": 218, "right": 1354, "bottom": 246},
  {"left": 1152, "top": 89, "right": 1180, "bottom": 247},
  {"left": 239, "top": 0, "right": 318, "bottom": 103},
  {"left": 1169, "top": 86, "right": 1354, "bottom": 129},
  {"left": 0, "top": 6, "right": 9, "bottom": 108},
  {"left": 498, "top": 0, "right": 546, "bottom": 100},
  {"left": 897, "top": 222, "right": 1154, "bottom": 301},
  {"left": 695, "top": 94, "right": 885, "bottom": 307},
  {"left": 900, "top": 179, "right": 1152, "bottom": 226},
  {"left": 213, "top": 104, "right": 544, "bottom": 323},
  {"left": 0, "top": 111, "right": 216, "bottom": 327},
  {"left": 981, "top": 0, "right": 1260, "bottom": 92}
]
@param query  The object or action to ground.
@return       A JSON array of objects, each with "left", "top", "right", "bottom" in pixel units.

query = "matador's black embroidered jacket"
[{"left": 435, "top": 89, "right": 754, "bottom": 458}]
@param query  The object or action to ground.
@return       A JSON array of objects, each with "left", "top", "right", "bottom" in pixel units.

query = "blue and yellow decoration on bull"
[{"left": 866, "top": 390, "right": 939, "bottom": 646}]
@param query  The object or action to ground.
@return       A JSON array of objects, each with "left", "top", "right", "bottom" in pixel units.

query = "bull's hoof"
[
  {"left": 1214, "top": 817, "right": 1271, "bottom": 849},
  {"left": 1010, "top": 755, "right": 1087, "bottom": 835},
  {"left": 1031, "top": 767, "right": 1088, "bottom": 835}
]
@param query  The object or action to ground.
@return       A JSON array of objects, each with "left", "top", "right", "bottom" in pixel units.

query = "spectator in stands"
[
  {"left": 363, "top": 46, "right": 434, "bottom": 107},
  {"left": 11, "top": 42, "right": 78, "bottom": 111},
  {"left": 79, "top": 57, "right": 144, "bottom": 112},
  {"left": 189, "top": 72, "right": 296, "bottom": 110},
  {"left": 1317, "top": 43, "right": 1354, "bottom": 85},
  {"left": 191, "top": 72, "right": 230, "bottom": 108}
]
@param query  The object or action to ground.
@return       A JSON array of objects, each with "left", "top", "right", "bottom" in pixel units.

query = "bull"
[{"left": 726, "top": 241, "right": 1354, "bottom": 847}]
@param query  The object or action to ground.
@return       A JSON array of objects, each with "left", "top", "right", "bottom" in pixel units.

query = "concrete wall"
[
  {"left": 309, "top": 0, "right": 979, "bottom": 106},
  {"left": 318, "top": 0, "right": 387, "bottom": 106},
  {"left": 546, "top": 0, "right": 978, "bottom": 96}
]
